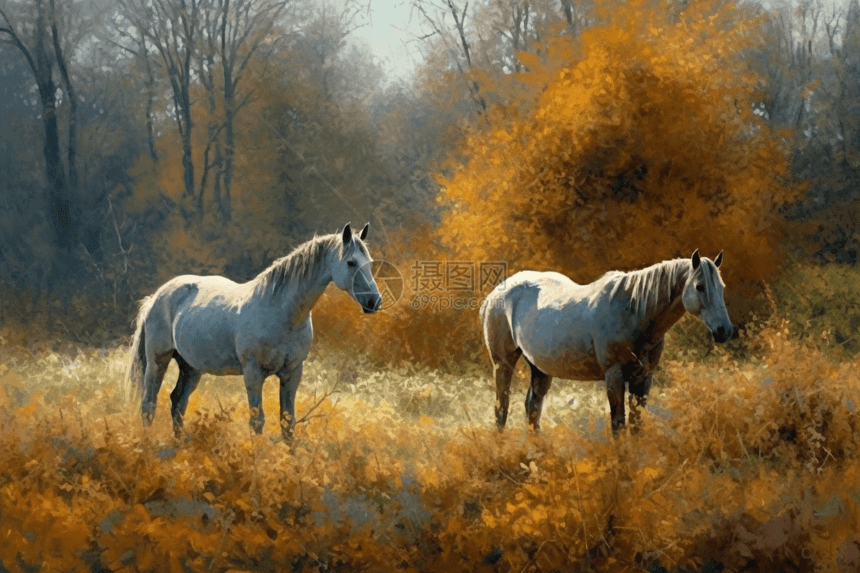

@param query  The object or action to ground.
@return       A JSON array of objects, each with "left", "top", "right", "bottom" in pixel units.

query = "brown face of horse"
[{"left": 681, "top": 249, "right": 734, "bottom": 343}]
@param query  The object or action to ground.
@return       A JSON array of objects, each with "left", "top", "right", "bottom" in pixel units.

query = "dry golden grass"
[{"left": 1, "top": 309, "right": 859, "bottom": 573}]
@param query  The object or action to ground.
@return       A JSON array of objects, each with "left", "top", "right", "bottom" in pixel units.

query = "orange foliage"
[
  {"left": 1, "top": 320, "right": 859, "bottom": 572},
  {"left": 437, "top": 0, "right": 802, "bottom": 304},
  {"left": 315, "top": 0, "right": 805, "bottom": 369}
]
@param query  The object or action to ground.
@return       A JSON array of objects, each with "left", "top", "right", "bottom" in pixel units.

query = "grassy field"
[{"left": 1, "top": 269, "right": 860, "bottom": 572}]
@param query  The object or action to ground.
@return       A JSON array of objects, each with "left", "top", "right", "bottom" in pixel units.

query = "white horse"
[
  {"left": 126, "top": 223, "right": 381, "bottom": 440},
  {"left": 480, "top": 250, "right": 733, "bottom": 434}
]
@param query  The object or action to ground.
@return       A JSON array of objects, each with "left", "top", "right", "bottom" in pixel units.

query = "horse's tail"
[{"left": 125, "top": 295, "right": 154, "bottom": 403}]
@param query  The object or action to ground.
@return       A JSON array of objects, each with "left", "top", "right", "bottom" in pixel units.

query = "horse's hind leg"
[
  {"left": 483, "top": 299, "right": 521, "bottom": 431},
  {"left": 141, "top": 352, "right": 172, "bottom": 426},
  {"left": 525, "top": 359, "right": 553, "bottom": 431},
  {"left": 492, "top": 349, "right": 521, "bottom": 432},
  {"left": 170, "top": 353, "right": 203, "bottom": 437}
]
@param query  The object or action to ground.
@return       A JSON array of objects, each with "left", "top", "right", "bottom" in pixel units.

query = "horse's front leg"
[
  {"left": 627, "top": 373, "right": 653, "bottom": 435},
  {"left": 170, "top": 354, "right": 202, "bottom": 438},
  {"left": 242, "top": 364, "right": 266, "bottom": 434},
  {"left": 277, "top": 361, "right": 303, "bottom": 443},
  {"left": 627, "top": 338, "right": 662, "bottom": 434},
  {"left": 604, "top": 363, "right": 626, "bottom": 436}
]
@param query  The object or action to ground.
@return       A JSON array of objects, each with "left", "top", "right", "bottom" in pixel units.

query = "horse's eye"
[
  {"left": 696, "top": 284, "right": 705, "bottom": 292},
  {"left": 347, "top": 260, "right": 357, "bottom": 268}
]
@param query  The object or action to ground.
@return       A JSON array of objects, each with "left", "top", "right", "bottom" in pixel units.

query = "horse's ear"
[
  {"left": 691, "top": 249, "right": 701, "bottom": 270},
  {"left": 360, "top": 222, "right": 369, "bottom": 241},
  {"left": 342, "top": 222, "right": 352, "bottom": 244},
  {"left": 714, "top": 250, "right": 724, "bottom": 268}
]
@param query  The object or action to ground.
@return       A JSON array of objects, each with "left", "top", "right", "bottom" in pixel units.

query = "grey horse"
[
  {"left": 126, "top": 223, "right": 382, "bottom": 441},
  {"left": 480, "top": 250, "right": 733, "bottom": 435}
]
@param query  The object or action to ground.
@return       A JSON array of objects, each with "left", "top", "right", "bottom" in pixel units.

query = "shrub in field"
[
  {"left": 437, "top": 0, "right": 801, "bottom": 293},
  {"left": 769, "top": 261, "right": 860, "bottom": 357}
]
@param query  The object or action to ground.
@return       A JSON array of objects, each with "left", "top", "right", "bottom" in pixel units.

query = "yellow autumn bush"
[{"left": 437, "top": 0, "right": 801, "bottom": 298}]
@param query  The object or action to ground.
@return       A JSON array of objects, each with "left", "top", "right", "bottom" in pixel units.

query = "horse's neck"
[
  {"left": 639, "top": 260, "right": 689, "bottom": 341},
  {"left": 289, "top": 273, "right": 331, "bottom": 324},
  {"left": 272, "top": 261, "right": 333, "bottom": 327}
]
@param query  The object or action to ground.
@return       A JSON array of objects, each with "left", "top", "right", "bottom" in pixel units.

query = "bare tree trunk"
[
  {"left": 179, "top": 7, "right": 196, "bottom": 205},
  {"left": 1, "top": 0, "right": 77, "bottom": 251},
  {"left": 416, "top": 0, "right": 487, "bottom": 111},
  {"left": 511, "top": 2, "right": 522, "bottom": 71},
  {"left": 119, "top": 0, "right": 283, "bottom": 222},
  {"left": 44, "top": 100, "right": 73, "bottom": 250},
  {"left": 561, "top": 0, "right": 575, "bottom": 32},
  {"left": 448, "top": 0, "right": 486, "bottom": 110},
  {"left": 221, "top": 0, "right": 234, "bottom": 223},
  {"left": 123, "top": 0, "right": 199, "bottom": 207},
  {"left": 140, "top": 27, "right": 159, "bottom": 162},
  {"left": 105, "top": 22, "right": 160, "bottom": 162},
  {"left": 35, "top": 1, "right": 68, "bottom": 250},
  {"left": 50, "top": 0, "right": 78, "bottom": 200},
  {"left": 197, "top": 8, "right": 224, "bottom": 218},
  {"left": 218, "top": 0, "right": 288, "bottom": 224},
  {"left": 222, "top": 78, "right": 235, "bottom": 223}
]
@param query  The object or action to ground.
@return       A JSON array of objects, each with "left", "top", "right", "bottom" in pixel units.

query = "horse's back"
[
  {"left": 144, "top": 275, "right": 246, "bottom": 373},
  {"left": 482, "top": 270, "right": 579, "bottom": 354},
  {"left": 143, "top": 276, "right": 201, "bottom": 353},
  {"left": 483, "top": 270, "right": 604, "bottom": 379},
  {"left": 485, "top": 270, "right": 585, "bottom": 313},
  {"left": 148, "top": 275, "right": 242, "bottom": 323}
]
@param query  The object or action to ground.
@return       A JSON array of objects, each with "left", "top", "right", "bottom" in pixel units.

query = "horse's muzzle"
[
  {"left": 362, "top": 295, "right": 382, "bottom": 314},
  {"left": 712, "top": 325, "right": 733, "bottom": 343}
]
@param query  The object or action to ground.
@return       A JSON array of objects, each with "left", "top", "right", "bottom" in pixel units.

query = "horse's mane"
[
  {"left": 252, "top": 233, "right": 367, "bottom": 296},
  {"left": 605, "top": 258, "right": 702, "bottom": 323}
]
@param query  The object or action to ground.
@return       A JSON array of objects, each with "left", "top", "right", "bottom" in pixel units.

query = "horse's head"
[
  {"left": 681, "top": 249, "right": 734, "bottom": 343},
  {"left": 331, "top": 222, "right": 382, "bottom": 314}
]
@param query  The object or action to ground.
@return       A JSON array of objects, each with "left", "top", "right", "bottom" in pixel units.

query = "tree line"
[{"left": 0, "top": 0, "right": 858, "bottom": 347}]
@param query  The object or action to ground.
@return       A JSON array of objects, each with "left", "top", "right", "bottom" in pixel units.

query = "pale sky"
[
  {"left": 350, "top": 0, "right": 425, "bottom": 84},
  {"left": 348, "top": 0, "right": 854, "bottom": 86}
]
